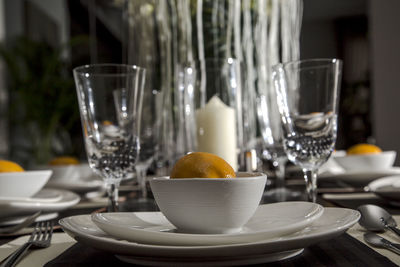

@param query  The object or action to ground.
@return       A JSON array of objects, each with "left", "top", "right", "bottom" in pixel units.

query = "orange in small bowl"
[
  {"left": 0, "top": 160, "right": 24, "bottom": 173},
  {"left": 346, "top": 144, "right": 382, "bottom": 155},
  {"left": 170, "top": 152, "right": 236, "bottom": 179}
]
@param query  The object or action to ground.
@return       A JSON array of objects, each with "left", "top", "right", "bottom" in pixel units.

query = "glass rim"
[
  {"left": 273, "top": 58, "right": 342, "bottom": 71},
  {"left": 73, "top": 63, "right": 146, "bottom": 76}
]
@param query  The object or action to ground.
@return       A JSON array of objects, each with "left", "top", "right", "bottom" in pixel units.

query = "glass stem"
[
  {"left": 303, "top": 168, "right": 317, "bottom": 203},
  {"left": 274, "top": 158, "right": 286, "bottom": 191},
  {"left": 106, "top": 182, "right": 120, "bottom": 212},
  {"left": 136, "top": 167, "right": 148, "bottom": 199}
]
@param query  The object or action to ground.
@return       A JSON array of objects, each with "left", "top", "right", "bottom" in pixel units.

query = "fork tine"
[
  {"left": 34, "top": 222, "right": 44, "bottom": 242},
  {"left": 46, "top": 221, "right": 54, "bottom": 244},
  {"left": 48, "top": 221, "right": 54, "bottom": 239},
  {"left": 40, "top": 222, "right": 49, "bottom": 241},
  {"left": 42, "top": 221, "right": 51, "bottom": 241},
  {"left": 28, "top": 222, "right": 40, "bottom": 242}
]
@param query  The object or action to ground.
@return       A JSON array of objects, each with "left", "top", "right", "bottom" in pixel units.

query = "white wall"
[
  {"left": 29, "top": 0, "right": 69, "bottom": 46},
  {"left": 369, "top": 0, "right": 400, "bottom": 164}
]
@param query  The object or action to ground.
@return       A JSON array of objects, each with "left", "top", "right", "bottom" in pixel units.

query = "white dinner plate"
[
  {"left": 92, "top": 202, "right": 323, "bottom": 246},
  {"left": 60, "top": 207, "right": 359, "bottom": 262},
  {"left": 46, "top": 178, "right": 104, "bottom": 194},
  {"left": 319, "top": 167, "right": 400, "bottom": 185},
  {"left": 0, "top": 189, "right": 80, "bottom": 219},
  {"left": 367, "top": 175, "right": 400, "bottom": 205},
  {"left": 0, "top": 189, "right": 62, "bottom": 203},
  {"left": 0, "top": 212, "right": 59, "bottom": 227}
]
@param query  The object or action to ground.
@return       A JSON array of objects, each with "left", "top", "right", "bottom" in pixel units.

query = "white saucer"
[
  {"left": 0, "top": 189, "right": 80, "bottom": 219},
  {"left": 60, "top": 208, "right": 359, "bottom": 261},
  {"left": 319, "top": 167, "right": 400, "bottom": 185},
  {"left": 0, "top": 212, "right": 59, "bottom": 227},
  {"left": 46, "top": 178, "right": 104, "bottom": 194},
  {"left": 116, "top": 249, "right": 304, "bottom": 266},
  {"left": 92, "top": 202, "right": 324, "bottom": 246},
  {"left": 0, "top": 189, "right": 63, "bottom": 203},
  {"left": 367, "top": 175, "right": 400, "bottom": 205}
]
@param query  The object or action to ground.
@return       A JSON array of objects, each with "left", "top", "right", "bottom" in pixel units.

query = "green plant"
[{"left": 0, "top": 36, "right": 87, "bottom": 165}]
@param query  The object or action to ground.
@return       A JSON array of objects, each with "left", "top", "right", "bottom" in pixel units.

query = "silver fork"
[{"left": 0, "top": 221, "right": 54, "bottom": 267}]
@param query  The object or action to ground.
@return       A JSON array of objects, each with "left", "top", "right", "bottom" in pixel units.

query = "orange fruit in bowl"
[
  {"left": 49, "top": 156, "right": 80, "bottom": 166},
  {"left": 170, "top": 152, "right": 236, "bottom": 179},
  {"left": 346, "top": 144, "right": 382, "bottom": 155},
  {"left": 0, "top": 160, "right": 24, "bottom": 172}
]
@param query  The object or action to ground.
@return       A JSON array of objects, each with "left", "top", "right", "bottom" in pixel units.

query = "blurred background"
[{"left": 0, "top": 0, "right": 398, "bottom": 168}]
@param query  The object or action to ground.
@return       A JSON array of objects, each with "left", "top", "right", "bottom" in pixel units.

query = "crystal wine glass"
[
  {"left": 257, "top": 93, "right": 299, "bottom": 202},
  {"left": 272, "top": 59, "right": 342, "bottom": 202},
  {"left": 73, "top": 64, "right": 145, "bottom": 211},
  {"left": 133, "top": 84, "right": 163, "bottom": 209}
]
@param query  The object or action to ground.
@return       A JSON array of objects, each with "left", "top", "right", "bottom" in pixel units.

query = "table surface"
[{"left": 1, "top": 176, "right": 400, "bottom": 267}]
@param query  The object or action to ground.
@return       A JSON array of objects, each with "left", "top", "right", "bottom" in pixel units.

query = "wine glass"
[
  {"left": 272, "top": 59, "right": 342, "bottom": 202},
  {"left": 73, "top": 64, "right": 146, "bottom": 211},
  {"left": 257, "top": 94, "right": 300, "bottom": 202},
  {"left": 133, "top": 84, "right": 163, "bottom": 209}
]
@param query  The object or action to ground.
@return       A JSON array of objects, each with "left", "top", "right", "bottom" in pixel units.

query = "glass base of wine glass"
[
  {"left": 261, "top": 188, "right": 303, "bottom": 203},
  {"left": 121, "top": 196, "right": 159, "bottom": 212}
]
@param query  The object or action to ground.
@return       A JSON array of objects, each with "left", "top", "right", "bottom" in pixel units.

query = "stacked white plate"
[
  {"left": 367, "top": 175, "right": 400, "bottom": 206},
  {"left": 60, "top": 202, "right": 360, "bottom": 266},
  {"left": 0, "top": 189, "right": 80, "bottom": 226},
  {"left": 44, "top": 164, "right": 104, "bottom": 194},
  {"left": 319, "top": 152, "right": 400, "bottom": 186}
]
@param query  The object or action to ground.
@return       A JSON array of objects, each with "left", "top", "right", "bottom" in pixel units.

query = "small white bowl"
[
  {"left": 47, "top": 163, "right": 94, "bottom": 182},
  {"left": 149, "top": 172, "right": 267, "bottom": 234},
  {"left": 0, "top": 170, "right": 53, "bottom": 198},
  {"left": 334, "top": 151, "right": 396, "bottom": 172}
]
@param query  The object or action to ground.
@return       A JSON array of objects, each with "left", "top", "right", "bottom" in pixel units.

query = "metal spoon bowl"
[
  {"left": 364, "top": 232, "right": 400, "bottom": 255},
  {"left": 357, "top": 204, "right": 400, "bottom": 237}
]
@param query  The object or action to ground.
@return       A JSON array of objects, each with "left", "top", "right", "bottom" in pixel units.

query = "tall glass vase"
[{"left": 122, "top": 0, "right": 303, "bottom": 173}]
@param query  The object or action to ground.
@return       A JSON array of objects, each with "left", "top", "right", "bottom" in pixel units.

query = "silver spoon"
[
  {"left": 357, "top": 204, "right": 400, "bottom": 237},
  {"left": 0, "top": 211, "right": 41, "bottom": 234},
  {"left": 364, "top": 232, "right": 400, "bottom": 255}
]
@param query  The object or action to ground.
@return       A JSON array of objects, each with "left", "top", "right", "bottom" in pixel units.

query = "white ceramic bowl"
[
  {"left": 0, "top": 170, "right": 53, "bottom": 198},
  {"left": 47, "top": 163, "right": 94, "bottom": 182},
  {"left": 149, "top": 172, "right": 267, "bottom": 234},
  {"left": 334, "top": 151, "right": 396, "bottom": 172}
]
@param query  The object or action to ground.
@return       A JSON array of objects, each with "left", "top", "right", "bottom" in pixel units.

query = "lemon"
[
  {"left": 170, "top": 152, "right": 236, "bottom": 179},
  {"left": 49, "top": 156, "right": 80, "bottom": 166},
  {"left": 347, "top": 144, "right": 382, "bottom": 155},
  {"left": 0, "top": 160, "right": 24, "bottom": 172}
]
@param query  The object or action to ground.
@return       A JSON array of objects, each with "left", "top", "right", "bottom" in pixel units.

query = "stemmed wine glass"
[
  {"left": 257, "top": 93, "right": 299, "bottom": 202},
  {"left": 73, "top": 64, "right": 146, "bottom": 211},
  {"left": 133, "top": 84, "right": 163, "bottom": 209},
  {"left": 272, "top": 59, "right": 342, "bottom": 202}
]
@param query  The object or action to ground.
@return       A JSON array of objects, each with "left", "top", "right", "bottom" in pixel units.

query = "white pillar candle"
[{"left": 196, "top": 95, "right": 237, "bottom": 170}]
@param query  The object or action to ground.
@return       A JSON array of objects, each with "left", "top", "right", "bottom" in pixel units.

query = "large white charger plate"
[
  {"left": 92, "top": 202, "right": 323, "bottom": 246},
  {"left": 0, "top": 189, "right": 80, "bottom": 219},
  {"left": 60, "top": 207, "right": 360, "bottom": 264},
  {"left": 367, "top": 175, "right": 400, "bottom": 205}
]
